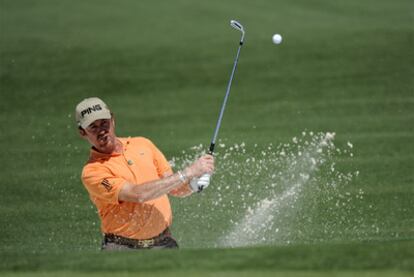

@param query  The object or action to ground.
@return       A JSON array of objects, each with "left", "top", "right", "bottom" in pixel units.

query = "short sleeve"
[
  {"left": 81, "top": 165, "right": 126, "bottom": 205},
  {"left": 145, "top": 139, "right": 173, "bottom": 177}
]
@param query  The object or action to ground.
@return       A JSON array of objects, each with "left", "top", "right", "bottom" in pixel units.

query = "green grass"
[
  {"left": 2, "top": 272, "right": 413, "bottom": 277},
  {"left": 1, "top": 241, "right": 413, "bottom": 273},
  {"left": 0, "top": 0, "right": 413, "bottom": 275}
]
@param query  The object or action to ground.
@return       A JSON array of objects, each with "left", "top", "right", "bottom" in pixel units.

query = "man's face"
[{"left": 80, "top": 118, "right": 117, "bottom": 154}]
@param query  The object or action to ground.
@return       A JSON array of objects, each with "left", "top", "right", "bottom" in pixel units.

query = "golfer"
[{"left": 76, "top": 97, "right": 214, "bottom": 250}]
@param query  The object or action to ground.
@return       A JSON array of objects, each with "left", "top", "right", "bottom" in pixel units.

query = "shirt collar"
[{"left": 89, "top": 137, "right": 131, "bottom": 160}]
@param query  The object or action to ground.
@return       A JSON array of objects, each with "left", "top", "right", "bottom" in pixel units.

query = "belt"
[{"left": 104, "top": 228, "right": 172, "bottom": 249}]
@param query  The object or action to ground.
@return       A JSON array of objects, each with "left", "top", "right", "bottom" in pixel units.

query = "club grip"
[{"left": 208, "top": 143, "right": 215, "bottom": 155}]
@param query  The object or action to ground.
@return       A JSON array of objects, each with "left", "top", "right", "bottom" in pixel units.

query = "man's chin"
[{"left": 96, "top": 140, "right": 115, "bottom": 154}]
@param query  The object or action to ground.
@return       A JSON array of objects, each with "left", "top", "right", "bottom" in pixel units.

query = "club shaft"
[{"left": 209, "top": 43, "right": 243, "bottom": 154}]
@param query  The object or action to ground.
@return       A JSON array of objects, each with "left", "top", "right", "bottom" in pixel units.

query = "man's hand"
[
  {"left": 184, "top": 154, "right": 214, "bottom": 193},
  {"left": 189, "top": 174, "right": 211, "bottom": 192},
  {"left": 184, "top": 154, "right": 214, "bottom": 179}
]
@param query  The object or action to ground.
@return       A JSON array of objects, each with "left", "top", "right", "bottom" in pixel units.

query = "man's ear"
[
  {"left": 78, "top": 127, "right": 87, "bottom": 138},
  {"left": 111, "top": 116, "right": 115, "bottom": 128}
]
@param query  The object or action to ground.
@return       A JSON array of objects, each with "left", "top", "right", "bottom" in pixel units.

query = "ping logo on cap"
[{"left": 81, "top": 104, "right": 103, "bottom": 118}]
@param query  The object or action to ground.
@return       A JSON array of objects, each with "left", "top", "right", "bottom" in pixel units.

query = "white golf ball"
[{"left": 272, "top": 34, "right": 282, "bottom": 44}]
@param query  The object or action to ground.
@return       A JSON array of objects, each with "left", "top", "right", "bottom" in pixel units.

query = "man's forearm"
[
  {"left": 120, "top": 172, "right": 189, "bottom": 203},
  {"left": 119, "top": 154, "right": 214, "bottom": 203},
  {"left": 169, "top": 183, "right": 194, "bottom": 198},
  {"left": 163, "top": 172, "right": 193, "bottom": 198}
]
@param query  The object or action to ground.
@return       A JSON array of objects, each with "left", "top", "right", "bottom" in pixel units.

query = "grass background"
[{"left": 0, "top": 0, "right": 413, "bottom": 275}]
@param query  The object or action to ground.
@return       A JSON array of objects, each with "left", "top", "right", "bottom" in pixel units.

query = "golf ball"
[{"left": 272, "top": 34, "right": 282, "bottom": 44}]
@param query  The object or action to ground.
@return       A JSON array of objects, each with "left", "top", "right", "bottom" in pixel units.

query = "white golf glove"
[{"left": 190, "top": 174, "right": 211, "bottom": 192}]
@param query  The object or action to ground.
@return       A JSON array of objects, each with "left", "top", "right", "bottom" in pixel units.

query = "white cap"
[{"left": 75, "top": 97, "right": 112, "bottom": 129}]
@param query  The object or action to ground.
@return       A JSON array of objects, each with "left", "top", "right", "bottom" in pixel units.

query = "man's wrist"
[
  {"left": 183, "top": 168, "right": 195, "bottom": 180},
  {"left": 177, "top": 170, "right": 188, "bottom": 183}
]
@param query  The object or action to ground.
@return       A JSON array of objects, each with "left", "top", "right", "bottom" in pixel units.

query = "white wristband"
[{"left": 177, "top": 171, "right": 187, "bottom": 183}]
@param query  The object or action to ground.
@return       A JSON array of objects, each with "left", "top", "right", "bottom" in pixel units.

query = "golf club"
[
  {"left": 209, "top": 19, "right": 245, "bottom": 154},
  {"left": 197, "top": 19, "right": 245, "bottom": 190}
]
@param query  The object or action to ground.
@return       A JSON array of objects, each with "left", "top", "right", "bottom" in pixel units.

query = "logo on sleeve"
[{"left": 101, "top": 179, "right": 112, "bottom": 192}]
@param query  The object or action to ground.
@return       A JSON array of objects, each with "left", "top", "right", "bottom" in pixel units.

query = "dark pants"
[{"left": 101, "top": 229, "right": 179, "bottom": 251}]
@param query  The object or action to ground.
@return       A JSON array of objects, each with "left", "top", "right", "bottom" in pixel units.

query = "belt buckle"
[{"left": 139, "top": 238, "right": 154, "bottom": 248}]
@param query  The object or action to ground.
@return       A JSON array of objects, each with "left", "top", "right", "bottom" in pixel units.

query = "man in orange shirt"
[{"left": 76, "top": 97, "right": 214, "bottom": 250}]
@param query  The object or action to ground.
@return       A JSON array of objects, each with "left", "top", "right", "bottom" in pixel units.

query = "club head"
[{"left": 230, "top": 20, "right": 245, "bottom": 44}]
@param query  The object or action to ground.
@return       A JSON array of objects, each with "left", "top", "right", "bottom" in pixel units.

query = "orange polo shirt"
[{"left": 81, "top": 137, "right": 174, "bottom": 240}]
